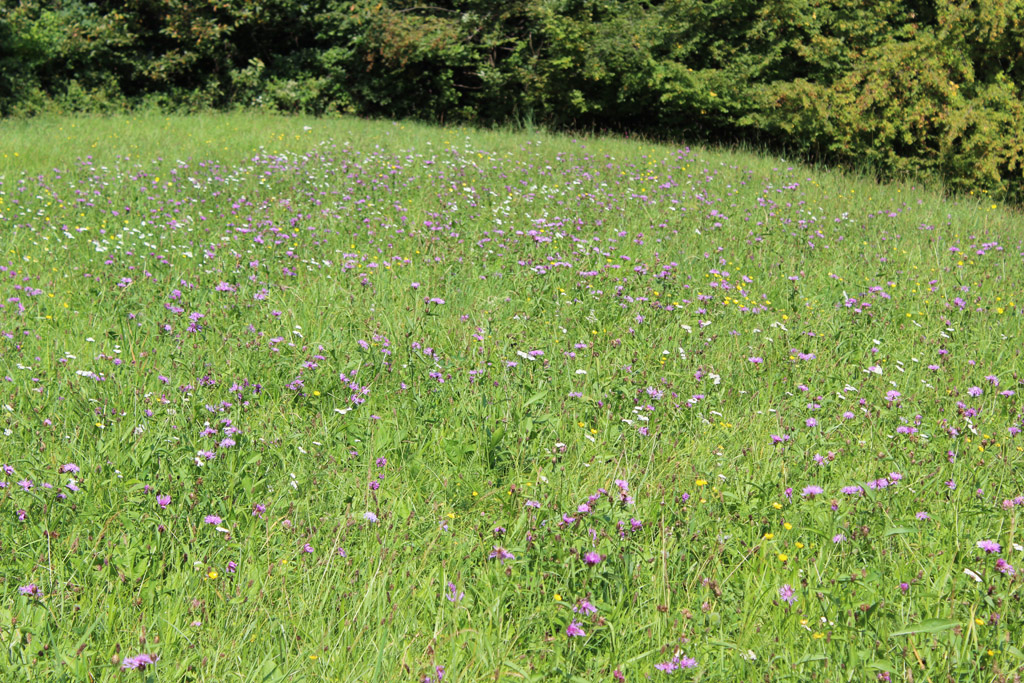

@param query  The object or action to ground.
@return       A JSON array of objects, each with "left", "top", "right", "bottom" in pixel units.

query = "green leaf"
[
  {"left": 883, "top": 526, "right": 916, "bottom": 536},
  {"left": 890, "top": 619, "right": 959, "bottom": 636}
]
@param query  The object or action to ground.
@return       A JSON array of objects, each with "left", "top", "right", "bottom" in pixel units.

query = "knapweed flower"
[
  {"left": 748, "top": 357, "right": 763, "bottom": 364},
  {"left": 363, "top": 511, "right": 378, "bottom": 523},
  {"left": 832, "top": 534, "right": 846, "bottom": 544},
  {"left": 996, "top": 558, "right": 1015, "bottom": 575},
  {"left": 157, "top": 495, "right": 170, "bottom": 509},
  {"left": 977, "top": 540, "right": 1002, "bottom": 554},
  {"left": 583, "top": 551, "right": 604, "bottom": 566},
  {"left": 204, "top": 515, "right": 222, "bottom": 525},
  {"left": 18, "top": 584, "right": 40, "bottom": 597},
  {"left": 779, "top": 584, "right": 797, "bottom": 605},
  {"left": 574, "top": 599, "right": 598, "bottom": 614},
  {"left": 801, "top": 485, "right": 824, "bottom": 498},
  {"left": 121, "top": 653, "right": 159, "bottom": 671},
  {"left": 967, "top": 386, "right": 983, "bottom": 397},
  {"left": 302, "top": 544, "right": 314, "bottom": 554},
  {"left": 566, "top": 621, "right": 586, "bottom": 637},
  {"left": 899, "top": 582, "right": 910, "bottom": 593},
  {"left": 488, "top": 546, "right": 514, "bottom": 562},
  {"left": 915, "top": 511, "right": 930, "bottom": 520},
  {"left": 655, "top": 655, "right": 697, "bottom": 672}
]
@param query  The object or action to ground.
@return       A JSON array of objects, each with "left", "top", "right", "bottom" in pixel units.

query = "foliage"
[{"left": 1, "top": 0, "right": 1024, "bottom": 200}]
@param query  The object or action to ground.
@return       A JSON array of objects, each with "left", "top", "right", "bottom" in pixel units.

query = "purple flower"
[
  {"left": 574, "top": 599, "right": 598, "bottom": 614},
  {"left": 488, "top": 546, "right": 514, "bottom": 562},
  {"left": 121, "top": 653, "right": 159, "bottom": 670},
  {"left": 841, "top": 485, "right": 863, "bottom": 496},
  {"left": 583, "top": 551, "right": 604, "bottom": 566},
  {"left": 18, "top": 584, "right": 39, "bottom": 597},
  {"left": 801, "top": 485, "right": 824, "bottom": 498},
  {"left": 363, "top": 511, "right": 378, "bottom": 523},
  {"left": 655, "top": 655, "right": 697, "bottom": 672},
  {"left": 565, "top": 621, "right": 586, "bottom": 637},
  {"left": 60, "top": 463, "right": 80, "bottom": 473},
  {"left": 302, "top": 544, "right": 314, "bottom": 554},
  {"left": 832, "top": 534, "right": 846, "bottom": 544},
  {"left": 252, "top": 503, "right": 266, "bottom": 518},
  {"left": 915, "top": 511, "right": 930, "bottom": 520},
  {"left": 336, "top": 548, "right": 347, "bottom": 557},
  {"left": 204, "top": 515, "right": 222, "bottom": 525},
  {"left": 885, "top": 390, "right": 901, "bottom": 402},
  {"left": 977, "top": 540, "right": 1001, "bottom": 553},
  {"left": 967, "top": 386, "right": 983, "bottom": 397},
  {"left": 779, "top": 584, "right": 797, "bottom": 605},
  {"left": 805, "top": 417, "right": 818, "bottom": 428},
  {"left": 995, "top": 558, "right": 1016, "bottom": 575},
  {"left": 226, "top": 561, "right": 237, "bottom": 573},
  {"left": 899, "top": 582, "right": 910, "bottom": 593},
  {"left": 446, "top": 582, "right": 464, "bottom": 602},
  {"left": 157, "top": 495, "right": 171, "bottom": 509},
  {"left": 748, "top": 357, "right": 763, "bottom": 364}
]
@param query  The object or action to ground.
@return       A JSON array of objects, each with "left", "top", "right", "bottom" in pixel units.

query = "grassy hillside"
[{"left": 0, "top": 112, "right": 1022, "bottom": 681}]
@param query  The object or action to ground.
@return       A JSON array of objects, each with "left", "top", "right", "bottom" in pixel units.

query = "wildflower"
[
  {"left": 967, "top": 386, "right": 983, "bottom": 397},
  {"left": 977, "top": 540, "right": 1001, "bottom": 553},
  {"left": 121, "top": 654, "right": 159, "bottom": 671},
  {"left": 583, "top": 552, "right": 604, "bottom": 566},
  {"left": 157, "top": 495, "right": 171, "bottom": 509},
  {"left": 832, "top": 534, "right": 846, "bottom": 544},
  {"left": 566, "top": 621, "right": 586, "bottom": 637},
  {"left": 226, "top": 561, "right": 237, "bottom": 573},
  {"left": 18, "top": 584, "right": 40, "bottom": 597},
  {"left": 995, "top": 558, "right": 1015, "bottom": 575},
  {"left": 446, "top": 582, "right": 464, "bottom": 602},
  {"left": 840, "top": 485, "right": 863, "bottom": 495},
  {"left": 574, "top": 599, "right": 598, "bottom": 614},
  {"left": 655, "top": 655, "right": 697, "bottom": 672},
  {"left": 899, "top": 582, "right": 910, "bottom": 593},
  {"left": 915, "top": 511, "right": 930, "bottom": 520},
  {"left": 801, "top": 485, "right": 824, "bottom": 498},
  {"left": 779, "top": 584, "right": 797, "bottom": 605},
  {"left": 363, "top": 511, "right": 379, "bottom": 523},
  {"left": 302, "top": 544, "right": 314, "bottom": 554},
  {"left": 748, "top": 357, "right": 763, "bottom": 364},
  {"left": 204, "top": 515, "right": 222, "bottom": 525},
  {"left": 252, "top": 503, "right": 266, "bottom": 518},
  {"left": 488, "top": 546, "right": 514, "bottom": 562}
]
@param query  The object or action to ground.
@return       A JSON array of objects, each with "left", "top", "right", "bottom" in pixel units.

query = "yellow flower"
[
  {"left": 783, "top": 523, "right": 793, "bottom": 530},
  {"left": 777, "top": 554, "right": 788, "bottom": 562},
  {"left": 763, "top": 533, "right": 774, "bottom": 540},
  {"left": 695, "top": 479, "right": 708, "bottom": 487},
  {"left": 554, "top": 594, "right": 562, "bottom": 601},
  {"left": 207, "top": 570, "right": 218, "bottom": 579},
  {"left": 772, "top": 502, "right": 783, "bottom": 510},
  {"left": 975, "top": 618, "right": 985, "bottom": 626},
  {"left": 795, "top": 542, "right": 804, "bottom": 549}
]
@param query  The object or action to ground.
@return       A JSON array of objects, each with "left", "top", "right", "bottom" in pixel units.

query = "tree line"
[{"left": 2, "top": 0, "right": 1023, "bottom": 201}]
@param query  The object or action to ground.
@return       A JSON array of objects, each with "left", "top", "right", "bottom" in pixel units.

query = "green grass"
[{"left": 0, "top": 112, "right": 1022, "bottom": 682}]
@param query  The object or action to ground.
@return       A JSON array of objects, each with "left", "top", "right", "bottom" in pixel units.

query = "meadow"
[{"left": 0, "top": 112, "right": 1022, "bottom": 682}]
